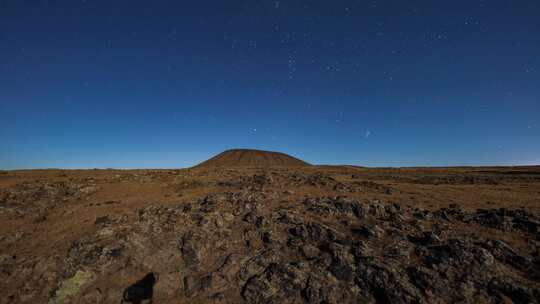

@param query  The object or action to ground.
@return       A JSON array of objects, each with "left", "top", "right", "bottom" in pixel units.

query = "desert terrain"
[{"left": 1, "top": 149, "right": 539, "bottom": 303}]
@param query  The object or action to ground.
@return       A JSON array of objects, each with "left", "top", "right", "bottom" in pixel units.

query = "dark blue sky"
[{"left": 1, "top": 1, "right": 539, "bottom": 169}]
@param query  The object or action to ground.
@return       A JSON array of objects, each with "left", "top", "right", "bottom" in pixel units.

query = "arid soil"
[{"left": 1, "top": 163, "right": 539, "bottom": 303}]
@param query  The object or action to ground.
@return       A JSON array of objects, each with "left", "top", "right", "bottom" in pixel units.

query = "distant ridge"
[{"left": 195, "top": 149, "right": 310, "bottom": 168}]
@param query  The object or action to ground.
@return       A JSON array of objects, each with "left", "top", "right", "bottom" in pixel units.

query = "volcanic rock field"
[{"left": 1, "top": 150, "right": 539, "bottom": 303}]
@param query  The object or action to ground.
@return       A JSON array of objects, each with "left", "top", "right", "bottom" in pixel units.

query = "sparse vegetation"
[{"left": 1, "top": 157, "right": 539, "bottom": 302}]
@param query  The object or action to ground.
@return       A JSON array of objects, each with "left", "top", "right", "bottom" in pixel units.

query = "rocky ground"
[{"left": 0, "top": 166, "right": 539, "bottom": 303}]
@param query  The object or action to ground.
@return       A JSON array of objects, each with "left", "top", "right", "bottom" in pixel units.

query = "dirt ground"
[{"left": 0, "top": 165, "right": 539, "bottom": 303}]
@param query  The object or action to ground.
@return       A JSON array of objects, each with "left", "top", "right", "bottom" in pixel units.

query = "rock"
[
  {"left": 217, "top": 253, "right": 243, "bottom": 282},
  {"left": 483, "top": 239, "right": 533, "bottom": 271},
  {"left": 183, "top": 273, "right": 229, "bottom": 298},
  {"left": 50, "top": 270, "right": 95, "bottom": 304},
  {"left": 184, "top": 275, "right": 200, "bottom": 297},
  {"left": 407, "top": 231, "right": 441, "bottom": 246},
  {"left": 3, "top": 169, "right": 540, "bottom": 304},
  {"left": 413, "top": 209, "right": 430, "bottom": 220},
  {"left": 304, "top": 197, "right": 362, "bottom": 218},
  {"left": 325, "top": 243, "right": 355, "bottom": 282},
  {"left": 243, "top": 211, "right": 259, "bottom": 224},
  {"left": 239, "top": 252, "right": 276, "bottom": 282},
  {"left": 352, "top": 224, "right": 384, "bottom": 239},
  {"left": 357, "top": 263, "right": 422, "bottom": 304},
  {"left": 242, "top": 274, "right": 277, "bottom": 304},
  {"left": 302, "top": 276, "right": 327, "bottom": 304},
  {"left": 513, "top": 217, "right": 539, "bottom": 234},
  {"left": 407, "top": 266, "right": 438, "bottom": 293},
  {"left": 94, "top": 215, "right": 111, "bottom": 227},
  {"left": 180, "top": 232, "right": 205, "bottom": 269},
  {"left": 301, "top": 245, "right": 320, "bottom": 259},
  {"left": 488, "top": 277, "right": 537, "bottom": 304},
  {"left": 242, "top": 263, "right": 309, "bottom": 303},
  {"left": 328, "top": 259, "right": 353, "bottom": 282},
  {"left": 473, "top": 209, "right": 507, "bottom": 229},
  {"left": 261, "top": 232, "right": 273, "bottom": 245}
]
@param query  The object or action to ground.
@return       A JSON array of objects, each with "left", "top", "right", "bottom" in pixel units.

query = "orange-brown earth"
[
  {"left": 195, "top": 149, "right": 309, "bottom": 168},
  {"left": 1, "top": 152, "right": 539, "bottom": 303}
]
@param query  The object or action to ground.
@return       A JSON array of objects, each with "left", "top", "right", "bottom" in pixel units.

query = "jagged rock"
[
  {"left": 513, "top": 217, "right": 539, "bottom": 234},
  {"left": 304, "top": 196, "right": 362, "bottom": 218},
  {"left": 50, "top": 270, "right": 95, "bottom": 304},
  {"left": 301, "top": 245, "right": 320, "bottom": 259},
  {"left": 488, "top": 277, "right": 538, "bottom": 303},
  {"left": 407, "top": 231, "right": 441, "bottom": 246},
  {"left": 352, "top": 224, "right": 385, "bottom": 239},
  {"left": 472, "top": 209, "right": 507, "bottom": 229},
  {"left": 180, "top": 231, "right": 206, "bottom": 269},
  {"left": 242, "top": 263, "right": 308, "bottom": 303},
  {"left": 482, "top": 239, "right": 533, "bottom": 272},
  {"left": 94, "top": 215, "right": 111, "bottom": 227},
  {"left": 2, "top": 167, "right": 539, "bottom": 304}
]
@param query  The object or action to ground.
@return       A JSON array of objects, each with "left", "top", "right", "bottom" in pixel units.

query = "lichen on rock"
[{"left": 50, "top": 270, "right": 95, "bottom": 304}]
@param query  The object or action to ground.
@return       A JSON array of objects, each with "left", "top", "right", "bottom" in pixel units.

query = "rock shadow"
[{"left": 121, "top": 272, "right": 158, "bottom": 304}]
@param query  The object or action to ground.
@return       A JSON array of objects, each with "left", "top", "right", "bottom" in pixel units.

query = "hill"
[{"left": 195, "top": 149, "right": 310, "bottom": 168}]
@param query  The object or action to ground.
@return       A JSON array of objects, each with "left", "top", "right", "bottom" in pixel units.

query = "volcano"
[{"left": 195, "top": 149, "right": 310, "bottom": 168}]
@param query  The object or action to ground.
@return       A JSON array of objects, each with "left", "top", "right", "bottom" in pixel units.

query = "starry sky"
[{"left": 1, "top": 1, "right": 539, "bottom": 169}]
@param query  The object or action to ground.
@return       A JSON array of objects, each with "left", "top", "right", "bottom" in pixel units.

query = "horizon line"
[{"left": 2, "top": 163, "right": 539, "bottom": 171}]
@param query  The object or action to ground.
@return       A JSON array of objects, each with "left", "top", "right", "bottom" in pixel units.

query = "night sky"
[{"left": 1, "top": 1, "right": 539, "bottom": 169}]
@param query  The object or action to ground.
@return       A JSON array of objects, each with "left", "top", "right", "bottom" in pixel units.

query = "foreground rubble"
[{"left": 0, "top": 167, "right": 539, "bottom": 303}]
